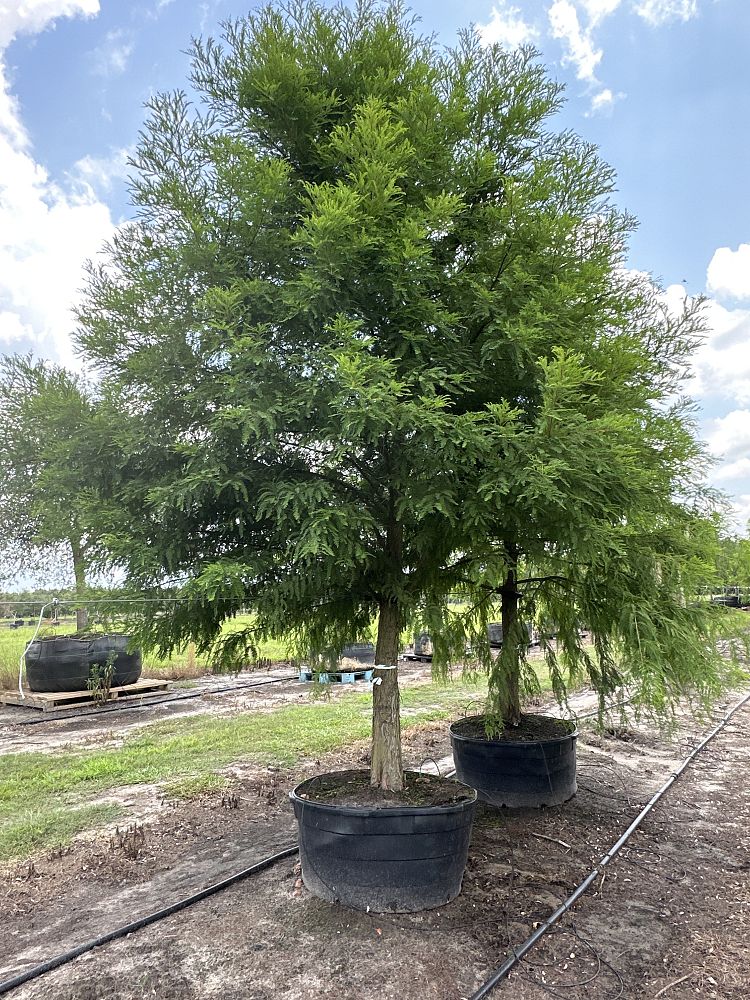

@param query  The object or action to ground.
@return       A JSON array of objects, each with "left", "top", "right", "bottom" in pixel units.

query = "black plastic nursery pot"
[
  {"left": 24, "top": 634, "right": 143, "bottom": 693},
  {"left": 450, "top": 715, "right": 577, "bottom": 809},
  {"left": 290, "top": 770, "right": 477, "bottom": 912}
]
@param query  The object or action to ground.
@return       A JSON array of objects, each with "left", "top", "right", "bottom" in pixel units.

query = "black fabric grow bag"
[
  {"left": 290, "top": 770, "right": 477, "bottom": 912},
  {"left": 450, "top": 715, "right": 577, "bottom": 808},
  {"left": 25, "top": 634, "right": 142, "bottom": 693},
  {"left": 339, "top": 642, "right": 376, "bottom": 664}
]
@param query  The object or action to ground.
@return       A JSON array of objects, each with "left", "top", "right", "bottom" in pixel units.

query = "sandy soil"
[{"left": 0, "top": 683, "right": 748, "bottom": 1000}]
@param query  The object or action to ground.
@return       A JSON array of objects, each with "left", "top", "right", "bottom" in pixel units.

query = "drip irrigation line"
[
  {"left": 468, "top": 688, "right": 750, "bottom": 1000},
  {"left": 0, "top": 845, "right": 299, "bottom": 997},
  {"left": 2, "top": 598, "right": 218, "bottom": 607},
  {"left": 569, "top": 698, "right": 635, "bottom": 722},
  {"left": 0, "top": 673, "right": 301, "bottom": 730}
]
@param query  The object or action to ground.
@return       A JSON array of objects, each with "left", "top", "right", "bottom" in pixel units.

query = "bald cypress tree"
[{"left": 78, "top": 0, "right": 739, "bottom": 790}]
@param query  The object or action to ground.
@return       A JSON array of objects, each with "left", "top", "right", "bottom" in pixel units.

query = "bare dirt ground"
[{"left": 1, "top": 679, "right": 749, "bottom": 1000}]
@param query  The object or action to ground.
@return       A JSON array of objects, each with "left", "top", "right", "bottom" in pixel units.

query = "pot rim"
[
  {"left": 290, "top": 768, "right": 477, "bottom": 818},
  {"left": 450, "top": 713, "right": 578, "bottom": 746},
  {"left": 27, "top": 632, "right": 133, "bottom": 643}
]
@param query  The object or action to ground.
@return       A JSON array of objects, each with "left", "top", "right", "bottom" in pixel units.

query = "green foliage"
[
  {"left": 77, "top": 0, "right": 738, "bottom": 736},
  {"left": 714, "top": 533, "right": 750, "bottom": 600},
  {"left": 87, "top": 650, "right": 116, "bottom": 705},
  {"left": 0, "top": 356, "right": 117, "bottom": 598}
]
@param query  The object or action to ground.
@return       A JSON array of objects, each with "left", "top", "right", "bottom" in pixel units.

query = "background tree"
[
  {"left": 0, "top": 355, "right": 113, "bottom": 631},
  {"left": 78, "top": 0, "right": 742, "bottom": 790},
  {"left": 714, "top": 530, "right": 750, "bottom": 600}
]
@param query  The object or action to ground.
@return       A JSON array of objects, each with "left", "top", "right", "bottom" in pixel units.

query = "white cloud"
[
  {"left": 70, "top": 147, "right": 132, "bottom": 196},
  {"left": 0, "top": 310, "right": 33, "bottom": 345},
  {"left": 706, "top": 243, "right": 750, "bottom": 302},
  {"left": 687, "top": 294, "right": 750, "bottom": 407},
  {"left": 660, "top": 283, "right": 750, "bottom": 384},
  {"left": 548, "top": 0, "right": 602, "bottom": 83},
  {"left": 0, "top": 0, "right": 99, "bottom": 49},
  {"left": 545, "top": 0, "right": 699, "bottom": 114},
  {"left": 92, "top": 28, "right": 133, "bottom": 77},
  {"left": 661, "top": 277, "right": 750, "bottom": 535},
  {"left": 713, "top": 457, "right": 750, "bottom": 484},
  {"left": 588, "top": 87, "right": 620, "bottom": 114},
  {"left": 724, "top": 494, "right": 750, "bottom": 534},
  {"left": 705, "top": 410, "right": 750, "bottom": 471},
  {"left": 143, "top": 0, "right": 175, "bottom": 19},
  {"left": 580, "top": 0, "right": 623, "bottom": 25},
  {"left": 633, "top": 0, "right": 698, "bottom": 27},
  {"left": 198, "top": 1, "right": 222, "bottom": 34},
  {"left": 0, "top": 0, "right": 115, "bottom": 368},
  {"left": 477, "top": 3, "right": 538, "bottom": 48}
]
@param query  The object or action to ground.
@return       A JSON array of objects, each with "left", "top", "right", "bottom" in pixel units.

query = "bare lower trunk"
[
  {"left": 371, "top": 599, "right": 403, "bottom": 791},
  {"left": 71, "top": 537, "right": 88, "bottom": 634},
  {"left": 491, "top": 555, "right": 522, "bottom": 728}
]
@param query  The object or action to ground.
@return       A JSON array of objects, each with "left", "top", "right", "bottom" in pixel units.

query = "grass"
[
  {"left": 0, "top": 626, "right": 27, "bottom": 690},
  {"left": 0, "top": 675, "right": 494, "bottom": 862},
  {"left": 162, "top": 773, "right": 230, "bottom": 800},
  {"left": 0, "top": 803, "right": 123, "bottom": 861}
]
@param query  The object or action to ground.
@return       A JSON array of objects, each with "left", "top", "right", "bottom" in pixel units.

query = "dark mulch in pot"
[
  {"left": 296, "top": 767, "right": 475, "bottom": 808},
  {"left": 453, "top": 712, "right": 575, "bottom": 742}
]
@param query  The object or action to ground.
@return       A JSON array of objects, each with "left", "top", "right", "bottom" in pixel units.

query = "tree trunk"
[
  {"left": 71, "top": 537, "right": 88, "bottom": 634},
  {"left": 371, "top": 599, "right": 404, "bottom": 791},
  {"left": 490, "top": 554, "right": 522, "bottom": 727}
]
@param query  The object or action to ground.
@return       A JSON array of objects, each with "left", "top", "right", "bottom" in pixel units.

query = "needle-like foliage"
[{"left": 77, "top": 1, "right": 742, "bottom": 776}]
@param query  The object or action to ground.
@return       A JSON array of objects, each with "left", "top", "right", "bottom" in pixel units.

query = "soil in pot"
[
  {"left": 291, "top": 768, "right": 477, "bottom": 913},
  {"left": 455, "top": 713, "right": 575, "bottom": 742},
  {"left": 450, "top": 713, "right": 577, "bottom": 809},
  {"left": 299, "top": 768, "right": 475, "bottom": 808}
]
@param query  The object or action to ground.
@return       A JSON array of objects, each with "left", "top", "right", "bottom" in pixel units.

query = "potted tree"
[
  {"left": 76, "top": 0, "right": 744, "bottom": 907},
  {"left": 446, "top": 521, "right": 746, "bottom": 808}
]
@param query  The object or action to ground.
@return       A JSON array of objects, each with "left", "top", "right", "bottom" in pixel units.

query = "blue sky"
[{"left": 1, "top": 0, "right": 749, "bottom": 529}]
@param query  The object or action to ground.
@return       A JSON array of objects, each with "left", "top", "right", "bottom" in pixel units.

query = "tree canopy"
[
  {"left": 77, "top": 0, "right": 742, "bottom": 767},
  {"left": 0, "top": 355, "right": 118, "bottom": 627}
]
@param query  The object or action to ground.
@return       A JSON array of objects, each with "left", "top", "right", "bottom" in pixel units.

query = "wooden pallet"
[{"left": 0, "top": 679, "right": 171, "bottom": 713}]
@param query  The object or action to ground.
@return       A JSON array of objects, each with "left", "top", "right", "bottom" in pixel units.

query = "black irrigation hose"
[
  {"left": 0, "top": 845, "right": 299, "bottom": 997},
  {"left": 468, "top": 688, "right": 750, "bottom": 1000},
  {"left": 1, "top": 674, "right": 301, "bottom": 729}
]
